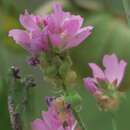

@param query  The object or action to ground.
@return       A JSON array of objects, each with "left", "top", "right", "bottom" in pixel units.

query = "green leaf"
[{"left": 64, "top": 92, "right": 82, "bottom": 105}]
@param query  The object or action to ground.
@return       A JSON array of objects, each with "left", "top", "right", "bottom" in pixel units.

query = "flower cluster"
[
  {"left": 83, "top": 54, "right": 127, "bottom": 114},
  {"left": 9, "top": 2, "right": 93, "bottom": 54},
  {"left": 32, "top": 97, "right": 77, "bottom": 130},
  {"left": 8, "top": 1, "right": 128, "bottom": 130}
]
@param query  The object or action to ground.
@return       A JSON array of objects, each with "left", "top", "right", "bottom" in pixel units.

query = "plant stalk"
[
  {"left": 72, "top": 108, "right": 86, "bottom": 130},
  {"left": 112, "top": 117, "right": 117, "bottom": 130},
  {"left": 62, "top": 84, "right": 86, "bottom": 130}
]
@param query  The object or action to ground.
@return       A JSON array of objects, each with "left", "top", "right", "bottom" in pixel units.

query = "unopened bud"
[
  {"left": 64, "top": 93, "right": 82, "bottom": 105},
  {"left": 27, "top": 56, "right": 40, "bottom": 67},
  {"left": 59, "top": 62, "right": 69, "bottom": 77},
  {"left": 53, "top": 97, "right": 65, "bottom": 112},
  {"left": 65, "top": 71, "right": 77, "bottom": 83},
  {"left": 44, "top": 65, "right": 57, "bottom": 77},
  {"left": 45, "top": 96, "right": 55, "bottom": 107}
]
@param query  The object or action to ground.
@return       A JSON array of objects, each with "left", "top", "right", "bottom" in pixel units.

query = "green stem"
[
  {"left": 72, "top": 108, "right": 86, "bottom": 130},
  {"left": 112, "top": 117, "right": 117, "bottom": 130},
  {"left": 123, "top": 0, "right": 130, "bottom": 27},
  {"left": 62, "top": 84, "right": 86, "bottom": 130}
]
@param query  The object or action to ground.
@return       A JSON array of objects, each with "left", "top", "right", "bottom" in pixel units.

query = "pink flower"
[
  {"left": 32, "top": 107, "right": 77, "bottom": 130},
  {"left": 83, "top": 54, "right": 127, "bottom": 94},
  {"left": 46, "top": 2, "right": 93, "bottom": 50},
  {"left": 9, "top": 2, "right": 93, "bottom": 53},
  {"left": 9, "top": 10, "right": 48, "bottom": 53}
]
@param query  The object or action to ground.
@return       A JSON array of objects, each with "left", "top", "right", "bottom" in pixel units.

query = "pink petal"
[
  {"left": 41, "top": 28, "right": 49, "bottom": 50},
  {"left": 42, "top": 108, "right": 62, "bottom": 129},
  {"left": 31, "top": 119, "right": 48, "bottom": 130},
  {"left": 117, "top": 60, "right": 127, "bottom": 86},
  {"left": 9, "top": 29, "right": 31, "bottom": 51},
  {"left": 103, "top": 54, "right": 127, "bottom": 86},
  {"left": 19, "top": 10, "right": 39, "bottom": 31},
  {"left": 30, "top": 38, "right": 43, "bottom": 53},
  {"left": 47, "top": 14, "right": 58, "bottom": 33},
  {"left": 89, "top": 63, "right": 105, "bottom": 79},
  {"left": 53, "top": 2, "right": 63, "bottom": 14},
  {"left": 62, "top": 19, "right": 81, "bottom": 35},
  {"left": 83, "top": 78, "right": 101, "bottom": 94},
  {"left": 65, "top": 26, "right": 93, "bottom": 49},
  {"left": 48, "top": 32, "right": 62, "bottom": 47},
  {"left": 70, "top": 15, "right": 84, "bottom": 29},
  {"left": 53, "top": 2, "right": 64, "bottom": 26}
]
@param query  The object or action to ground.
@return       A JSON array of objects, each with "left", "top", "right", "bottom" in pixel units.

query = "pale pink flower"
[
  {"left": 32, "top": 107, "right": 77, "bottom": 130},
  {"left": 9, "top": 2, "right": 93, "bottom": 53},
  {"left": 83, "top": 54, "right": 127, "bottom": 94},
  {"left": 9, "top": 10, "right": 48, "bottom": 53},
  {"left": 46, "top": 2, "right": 93, "bottom": 50}
]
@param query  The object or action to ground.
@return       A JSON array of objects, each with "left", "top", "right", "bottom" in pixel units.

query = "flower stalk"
[
  {"left": 62, "top": 84, "right": 86, "bottom": 130},
  {"left": 112, "top": 117, "right": 117, "bottom": 130}
]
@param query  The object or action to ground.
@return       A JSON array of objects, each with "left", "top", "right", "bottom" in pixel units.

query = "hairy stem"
[
  {"left": 62, "top": 84, "right": 86, "bottom": 130},
  {"left": 72, "top": 108, "right": 86, "bottom": 130},
  {"left": 8, "top": 95, "right": 23, "bottom": 130}
]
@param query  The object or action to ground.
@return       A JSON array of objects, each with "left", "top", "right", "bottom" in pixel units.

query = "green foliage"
[
  {"left": 59, "top": 61, "right": 69, "bottom": 77},
  {"left": 0, "top": 79, "right": 12, "bottom": 130},
  {"left": 64, "top": 92, "right": 82, "bottom": 105}
]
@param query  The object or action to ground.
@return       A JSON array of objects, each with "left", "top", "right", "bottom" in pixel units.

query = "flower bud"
[
  {"left": 65, "top": 71, "right": 77, "bottom": 83},
  {"left": 59, "top": 62, "right": 69, "bottom": 77},
  {"left": 64, "top": 93, "right": 82, "bottom": 105},
  {"left": 44, "top": 65, "right": 57, "bottom": 77},
  {"left": 45, "top": 96, "right": 56, "bottom": 107},
  {"left": 52, "top": 97, "right": 65, "bottom": 112},
  {"left": 27, "top": 56, "right": 40, "bottom": 67}
]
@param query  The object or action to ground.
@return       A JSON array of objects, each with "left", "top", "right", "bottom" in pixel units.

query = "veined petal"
[
  {"left": 53, "top": 2, "right": 63, "bottom": 14},
  {"left": 53, "top": 2, "right": 64, "bottom": 26},
  {"left": 30, "top": 38, "right": 43, "bottom": 53},
  {"left": 65, "top": 26, "right": 93, "bottom": 49},
  {"left": 89, "top": 63, "right": 105, "bottom": 79},
  {"left": 42, "top": 108, "right": 62, "bottom": 129},
  {"left": 9, "top": 29, "right": 30, "bottom": 43},
  {"left": 31, "top": 119, "right": 49, "bottom": 130},
  {"left": 41, "top": 28, "right": 49, "bottom": 50},
  {"left": 70, "top": 15, "right": 84, "bottom": 29},
  {"left": 48, "top": 32, "right": 62, "bottom": 47},
  {"left": 19, "top": 10, "right": 39, "bottom": 31},
  {"left": 62, "top": 19, "right": 81, "bottom": 35},
  {"left": 117, "top": 60, "right": 127, "bottom": 86},
  {"left": 103, "top": 54, "right": 127, "bottom": 86},
  {"left": 9, "top": 29, "right": 31, "bottom": 51},
  {"left": 103, "top": 54, "right": 123, "bottom": 86},
  {"left": 103, "top": 54, "right": 118, "bottom": 85},
  {"left": 83, "top": 78, "right": 100, "bottom": 94}
]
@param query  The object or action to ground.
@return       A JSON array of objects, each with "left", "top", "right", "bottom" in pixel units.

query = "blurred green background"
[{"left": 0, "top": 0, "right": 130, "bottom": 130}]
